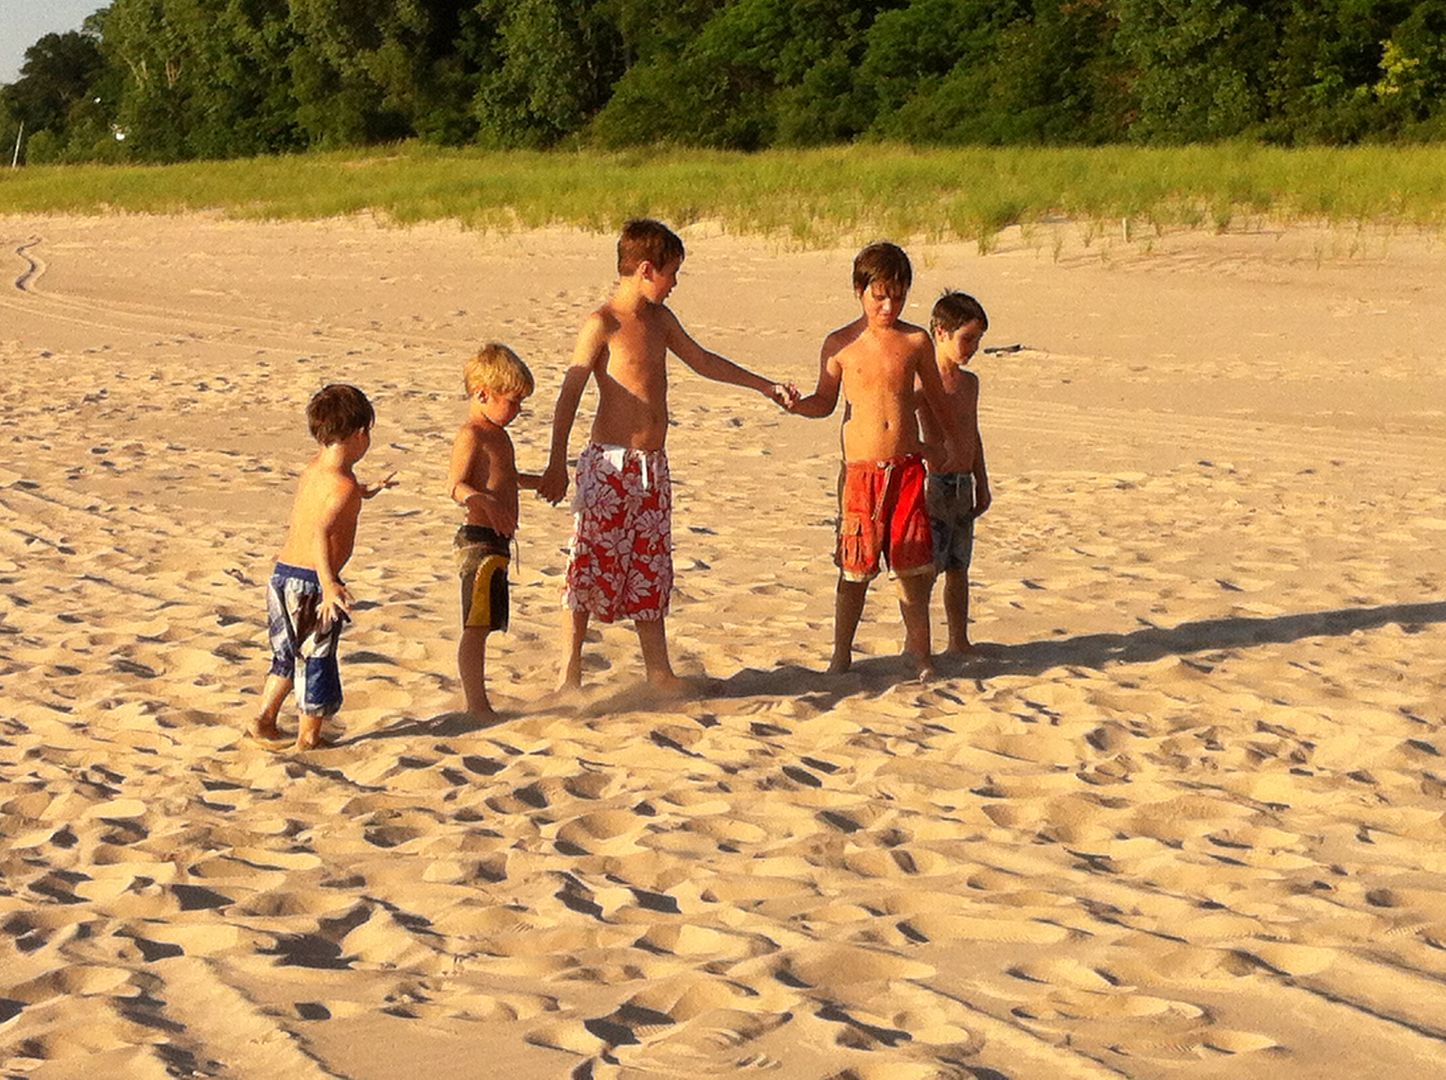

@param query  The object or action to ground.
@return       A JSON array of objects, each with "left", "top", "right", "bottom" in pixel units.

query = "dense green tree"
[
  {"left": 1114, "top": 0, "right": 1284, "bottom": 142},
  {"left": 6, "top": 0, "right": 1446, "bottom": 161},
  {"left": 1, "top": 29, "right": 110, "bottom": 161},
  {"left": 472, "top": 0, "right": 623, "bottom": 146}
]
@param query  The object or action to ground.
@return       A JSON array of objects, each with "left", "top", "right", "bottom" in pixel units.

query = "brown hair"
[
  {"left": 465, "top": 342, "right": 535, "bottom": 398},
  {"left": 930, "top": 290, "right": 989, "bottom": 334},
  {"left": 617, "top": 218, "right": 685, "bottom": 276},
  {"left": 307, "top": 384, "right": 374, "bottom": 445},
  {"left": 852, "top": 241, "right": 912, "bottom": 297}
]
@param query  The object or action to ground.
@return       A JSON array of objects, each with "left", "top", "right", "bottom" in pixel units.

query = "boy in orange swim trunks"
[{"left": 789, "top": 242, "right": 970, "bottom": 678}]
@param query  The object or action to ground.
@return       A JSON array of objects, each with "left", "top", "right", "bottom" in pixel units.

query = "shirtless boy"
[
  {"left": 789, "top": 242, "right": 969, "bottom": 678},
  {"left": 251, "top": 384, "right": 394, "bottom": 750},
  {"left": 921, "top": 292, "right": 992, "bottom": 656},
  {"left": 448, "top": 343, "right": 542, "bottom": 719},
  {"left": 537, "top": 218, "right": 796, "bottom": 691}
]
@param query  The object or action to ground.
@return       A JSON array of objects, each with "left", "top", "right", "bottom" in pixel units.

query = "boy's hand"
[
  {"left": 538, "top": 461, "right": 570, "bottom": 505},
  {"left": 973, "top": 482, "right": 992, "bottom": 518},
  {"left": 362, "top": 472, "right": 398, "bottom": 499},
  {"left": 766, "top": 382, "right": 800, "bottom": 410},
  {"left": 319, "top": 580, "right": 353, "bottom": 630}
]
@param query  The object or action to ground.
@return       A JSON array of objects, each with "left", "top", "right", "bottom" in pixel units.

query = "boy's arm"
[
  {"left": 967, "top": 373, "right": 991, "bottom": 516},
  {"left": 913, "top": 379, "right": 947, "bottom": 471},
  {"left": 788, "top": 339, "right": 843, "bottom": 418},
  {"left": 539, "top": 315, "right": 606, "bottom": 504},
  {"left": 313, "top": 481, "right": 360, "bottom": 628},
  {"left": 517, "top": 472, "right": 544, "bottom": 492},
  {"left": 664, "top": 310, "right": 797, "bottom": 407}
]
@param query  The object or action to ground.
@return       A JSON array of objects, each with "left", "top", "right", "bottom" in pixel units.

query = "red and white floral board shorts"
[{"left": 565, "top": 443, "right": 673, "bottom": 623}]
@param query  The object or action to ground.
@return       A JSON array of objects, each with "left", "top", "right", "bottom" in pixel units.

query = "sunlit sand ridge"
[{"left": 1, "top": 214, "right": 1444, "bottom": 1078}]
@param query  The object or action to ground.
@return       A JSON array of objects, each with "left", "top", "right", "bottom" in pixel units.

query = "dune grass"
[{"left": 2, "top": 142, "right": 1444, "bottom": 246}]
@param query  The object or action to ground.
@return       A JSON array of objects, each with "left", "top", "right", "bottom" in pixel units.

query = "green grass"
[{"left": 3, "top": 142, "right": 1445, "bottom": 246}]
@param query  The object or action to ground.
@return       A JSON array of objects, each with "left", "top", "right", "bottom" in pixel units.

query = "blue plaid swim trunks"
[{"left": 266, "top": 562, "right": 345, "bottom": 717}]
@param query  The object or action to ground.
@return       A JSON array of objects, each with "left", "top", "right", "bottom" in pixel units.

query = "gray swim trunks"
[{"left": 926, "top": 472, "right": 975, "bottom": 573}]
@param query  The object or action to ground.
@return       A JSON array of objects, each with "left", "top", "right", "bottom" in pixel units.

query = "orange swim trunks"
[{"left": 835, "top": 454, "right": 934, "bottom": 582}]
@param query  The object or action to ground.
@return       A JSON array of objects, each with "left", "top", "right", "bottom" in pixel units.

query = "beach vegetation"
[{"left": 3, "top": 143, "right": 1445, "bottom": 248}]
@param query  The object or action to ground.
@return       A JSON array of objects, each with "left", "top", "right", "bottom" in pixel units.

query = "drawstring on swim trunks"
[{"left": 601, "top": 445, "right": 655, "bottom": 491}]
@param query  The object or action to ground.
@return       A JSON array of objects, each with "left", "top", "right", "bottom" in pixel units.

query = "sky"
[{"left": 1, "top": 0, "right": 104, "bottom": 85}]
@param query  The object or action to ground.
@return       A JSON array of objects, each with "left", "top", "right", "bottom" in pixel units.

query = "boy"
[
  {"left": 449, "top": 343, "right": 542, "bottom": 719},
  {"left": 788, "top": 242, "right": 970, "bottom": 679},
  {"left": 537, "top": 218, "right": 796, "bottom": 692},
  {"left": 921, "top": 292, "right": 992, "bottom": 656},
  {"left": 251, "top": 384, "right": 394, "bottom": 750}
]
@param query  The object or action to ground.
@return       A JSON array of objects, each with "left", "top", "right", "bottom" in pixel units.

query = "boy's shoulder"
[
  {"left": 455, "top": 416, "right": 510, "bottom": 449},
  {"left": 298, "top": 457, "right": 361, "bottom": 502},
  {"left": 823, "top": 316, "right": 867, "bottom": 354}
]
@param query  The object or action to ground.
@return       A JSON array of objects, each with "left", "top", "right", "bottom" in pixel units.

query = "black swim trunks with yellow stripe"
[{"left": 455, "top": 525, "right": 511, "bottom": 632}]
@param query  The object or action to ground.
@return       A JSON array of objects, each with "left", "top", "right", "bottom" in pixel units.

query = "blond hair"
[{"left": 464, "top": 343, "right": 535, "bottom": 398}]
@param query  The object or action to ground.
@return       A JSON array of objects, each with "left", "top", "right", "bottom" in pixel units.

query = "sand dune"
[{"left": 2, "top": 213, "right": 1444, "bottom": 1078}]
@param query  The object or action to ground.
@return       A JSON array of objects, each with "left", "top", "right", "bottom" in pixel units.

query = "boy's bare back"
[{"left": 276, "top": 459, "right": 363, "bottom": 575}]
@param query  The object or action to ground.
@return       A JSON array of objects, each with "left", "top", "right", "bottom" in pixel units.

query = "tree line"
[{"left": 4, "top": 1, "right": 1445, "bottom": 165}]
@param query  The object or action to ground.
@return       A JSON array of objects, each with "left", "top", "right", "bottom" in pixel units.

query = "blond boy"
[
  {"left": 251, "top": 384, "right": 394, "bottom": 750},
  {"left": 789, "top": 242, "right": 969, "bottom": 678},
  {"left": 537, "top": 218, "right": 796, "bottom": 691},
  {"left": 921, "top": 292, "right": 992, "bottom": 655},
  {"left": 449, "top": 344, "right": 542, "bottom": 719}
]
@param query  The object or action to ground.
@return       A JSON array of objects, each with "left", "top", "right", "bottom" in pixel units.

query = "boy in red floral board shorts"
[
  {"left": 537, "top": 219, "right": 797, "bottom": 692},
  {"left": 789, "top": 242, "right": 971, "bottom": 679}
]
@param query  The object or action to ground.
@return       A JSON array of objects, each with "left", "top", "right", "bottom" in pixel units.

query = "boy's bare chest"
[
  {"left": 602, "top": 323, "right": 668, "bottom": 384},
  {"left": 842, "top": 347, "right": 914, "bottom": 394}
]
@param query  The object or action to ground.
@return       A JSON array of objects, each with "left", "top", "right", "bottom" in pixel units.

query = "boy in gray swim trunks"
[
  {"left": 919, "top": 292, "right": 992, "bottom": 655},
  {"left": 449, "top": 343, "right": 543, "bottom": 719}
]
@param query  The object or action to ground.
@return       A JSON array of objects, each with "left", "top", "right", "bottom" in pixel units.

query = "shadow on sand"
[
  {"left": 339, "top": 600, "right": 1442, "bottom": 739},
  {"left": 706, "top": 598, "right": 1446, "bottom": 707}
]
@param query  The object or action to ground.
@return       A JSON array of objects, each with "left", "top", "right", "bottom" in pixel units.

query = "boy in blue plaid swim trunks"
[
  {"left": 919, "top": 292, "right": 992, "bottom": 656},
  {"left": 251, "top": 384, "right": 395, "bottom": 750}
]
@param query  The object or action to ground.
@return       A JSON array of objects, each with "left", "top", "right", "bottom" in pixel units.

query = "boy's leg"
[
  {"left": 943, "top": 569, "right": 973, "bottom": 653},
  {"left": 635, "top": 616, "right": 683, "bottom": 691},
  {"left": 897, "top": 572, "right": 937, "bottom": 678},
  {"left": 251, "top": 673, "right": 292, "bottom": 739},
  {"left": 830, "top": 577, "right": 870, "bottom": 673},
  {"left": 558, "top": 608, "right": 589, "bottom": 691},
  {"left": 458, "top": 625, "right": 495, "bottom": 718},
  {"left": 295, "top": 712, "right": 326, "bottom": 751}
]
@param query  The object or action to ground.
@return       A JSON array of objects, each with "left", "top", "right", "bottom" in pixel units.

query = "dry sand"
[{"left": 1, "top": 213, "right": 1444, "bottom": 1079}]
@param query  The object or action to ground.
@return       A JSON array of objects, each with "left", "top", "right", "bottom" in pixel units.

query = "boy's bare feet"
[
  {"left": 248, "top": 715, "right": 282, "bottom": 740},
  {"left": 294, "top": 716, "right": 332, "bottom": 751},
  {"left": 645, "top": 671, "right": 688, "bottom": 698},
  {"left": 556, "top": 662, "right": 583, "bottom": 693}
]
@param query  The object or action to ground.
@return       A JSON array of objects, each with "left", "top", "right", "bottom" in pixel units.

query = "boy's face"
[
  {"left": 479, "top": 389, "right": 527, "bottom": 428},
  {"left": 641, "top": 257, "right": 681, "bottom": 304},
  {"left": 858, "top": 279, "right": 907, "bottom": 328},
  {"left": 935, "top": 319, "right": 985, "bottom": 367}
]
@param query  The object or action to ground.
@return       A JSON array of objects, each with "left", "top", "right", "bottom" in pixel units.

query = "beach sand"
[{"left": 2, "top": 213, "right": 1444, "bottom": 1079}]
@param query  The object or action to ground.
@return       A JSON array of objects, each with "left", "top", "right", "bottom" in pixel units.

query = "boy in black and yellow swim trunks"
[{"left": 448, "top": 343, "right": 543, "bottom": 718}]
